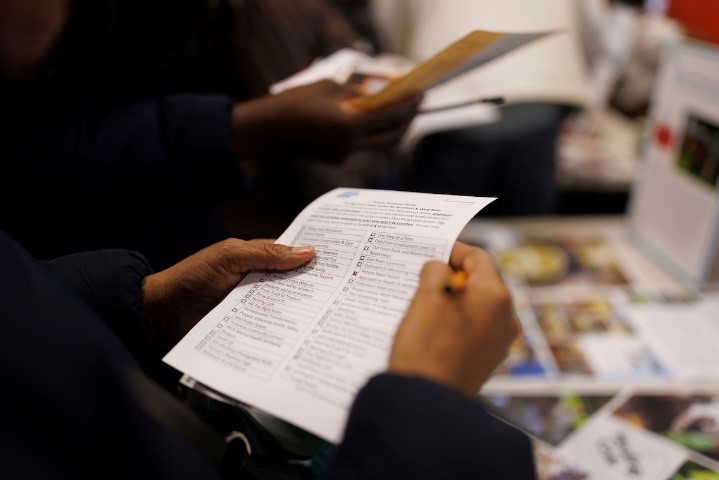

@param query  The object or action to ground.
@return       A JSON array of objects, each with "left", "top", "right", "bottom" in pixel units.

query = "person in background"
[
  {"left": 369, "top": 0, "right": 591, "bottom": 216},
  {"left": 0, "top": 0, "right": 420, "bottom": 270},
  {"left": 1, "top": 229, "right": 536, "bottom": 479},
  {"left": 220, "top": 0, "right": 404, "bottom": 239}
]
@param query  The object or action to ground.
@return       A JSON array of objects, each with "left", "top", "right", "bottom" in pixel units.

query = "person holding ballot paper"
[
  {"left": 0, "top": 1, "right": 535, "bottom": 479},
  {"left": 0, "top": 228, "right": 534, "bottom": 479}
]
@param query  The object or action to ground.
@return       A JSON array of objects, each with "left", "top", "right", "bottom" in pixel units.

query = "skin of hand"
[
  {"left": 141, "top": 238, "right": 315, "bottom": 349},
  {"left": 389, "top": 242, "right": 521, "bottom": 396},
  {"left": 231, "top": 79, "right": 423, "bottom": 163}
]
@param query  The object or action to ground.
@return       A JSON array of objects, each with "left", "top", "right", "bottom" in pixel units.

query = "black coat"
[
  {"left": 0, "top": 0, "right": 241, "bottom": 270},
  {"left": 0, "top": 229, "right": 536, "bottom": 479}
]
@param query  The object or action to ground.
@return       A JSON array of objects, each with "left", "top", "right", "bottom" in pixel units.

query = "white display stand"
[{"left": 627, "top": 39, "right": 719, "bottom": 288}]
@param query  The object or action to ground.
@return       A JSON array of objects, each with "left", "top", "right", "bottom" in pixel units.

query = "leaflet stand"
[{"left": 626, "top": 39, "right": 719, "bottom": 289}]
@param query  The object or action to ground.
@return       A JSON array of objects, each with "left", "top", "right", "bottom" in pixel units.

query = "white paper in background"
[
  {"left": 400, "top": 101, "right": 499, "bottom": 153},
  {"left": 556, "top": 415, "right": 688, "bottom": 480},
  {"left": 627, "top": 41, "right": 719, "bottom": 286},
  {"left": 425, "top": 31, "right": 554, "bottom": 90},
  {"left": 164, "top": 188, "right": 493, "bottom": 443},
  {"left": 627, "top": 297, "right": 719, "bottom": 380},
  {"left": 269, "top": 48, "right": 372, "bottom": 94},
  {"left": 577, "top": 335, "right": 666, "bottom": 380}
]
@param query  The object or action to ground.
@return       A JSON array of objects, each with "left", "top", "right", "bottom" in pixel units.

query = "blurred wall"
[{"left": 368, "top": 0, "right": 593, "bottom": 107}]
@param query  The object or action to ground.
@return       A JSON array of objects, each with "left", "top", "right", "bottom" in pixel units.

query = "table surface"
[{"left": 462, "top": 216, "right": 719, "bottom": 479}]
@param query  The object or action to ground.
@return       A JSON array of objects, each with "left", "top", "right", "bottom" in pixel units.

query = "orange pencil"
[{"left": 444, "top": 270, "right": 467, "bottom": 295}]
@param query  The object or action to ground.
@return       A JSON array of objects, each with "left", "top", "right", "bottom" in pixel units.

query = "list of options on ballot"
[
  {"left": 203, "top": 225, "right": 449, "bottom": 406},
  {"left": 164, "top": 188, "right": 492, "bottom": 442}
]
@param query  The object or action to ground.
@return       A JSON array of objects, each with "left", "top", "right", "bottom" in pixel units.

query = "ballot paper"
[{"left": 164, "top": 188, "right": 494, "bottom": 443}]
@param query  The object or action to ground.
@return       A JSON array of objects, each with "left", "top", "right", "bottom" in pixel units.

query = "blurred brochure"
[
  {"left": 481, "top": 385, "right": 719, "bottom": 480},
  {"left": 271, "top": 30, "right": 553, "bottom": 103},
  {"left": 164, "top": 188, "right": 493, "bottom": 443},
  {"left": 270, "top": 29, "right": 554, "bottom": 152},
  {"left": 627, "top": 293, "right": 719, "bottom": 381},
  {"left": 627, "top": 40, "right": 719, "bottom": 289},
  {"left": 554, "top": 386, "right": 719, "bottom": 479},
  {"left": 347, "top": 29, "right": 553, "bottom": 111}
]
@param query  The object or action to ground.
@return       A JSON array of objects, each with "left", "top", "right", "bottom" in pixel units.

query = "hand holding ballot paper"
[{"left": 163, "top": 188, "right": 521, "bottom": 444}]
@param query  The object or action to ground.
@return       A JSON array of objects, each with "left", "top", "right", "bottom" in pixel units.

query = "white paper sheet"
[
  {"left": 268, "top": 48, "right": 372, "bottom": 95},
  {"left": 554, "top": 386, "right": 719, "bottom": 479},
  {"left": 627, "top": 41, "right": 719, "bottom": 286},
  {"left": 557, "top": 415, "right": 690, "bottom": 480},
  {"left": 627, "top": 296, "right": 719, "bottom": 380},
  {"left": 164, "top": 188, "right": 493, "bottom": 442}
]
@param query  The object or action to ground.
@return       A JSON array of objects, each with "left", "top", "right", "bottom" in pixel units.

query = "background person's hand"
[
  {"left": 231, "top": 79, "right": 422, "bottom": 162},
  {"left": 389, "top": 242, "right": 520, "bottom": 396},
  {"left": 141, "top": 238, "right": 315, "bottom": 348}
]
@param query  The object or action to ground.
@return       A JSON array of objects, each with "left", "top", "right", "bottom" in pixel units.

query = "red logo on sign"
[{"left": 654, "top": 123, "right": 673, "bottom": 149}]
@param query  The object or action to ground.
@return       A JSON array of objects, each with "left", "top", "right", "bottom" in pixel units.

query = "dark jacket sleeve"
[
  {"left": 23, "top": 94, "right": 247, "bottom": 209},
  {"left": 40, "top": 249, "right": 152, "bottom": 348},
  {"left": 39, "top": 248, "right": 186, "bottom": 387},
  {"left": 1, "top": 94, "right": 248, "bottom": 268},
  {"left": 0, "top": 230, "right": 224, "bottom": 480},
  {"left": 0, "top": 229, "right": 536, "bottom": 480},
  {"left": 326, "top": 374, "right": 537, "bottom": 480}
]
